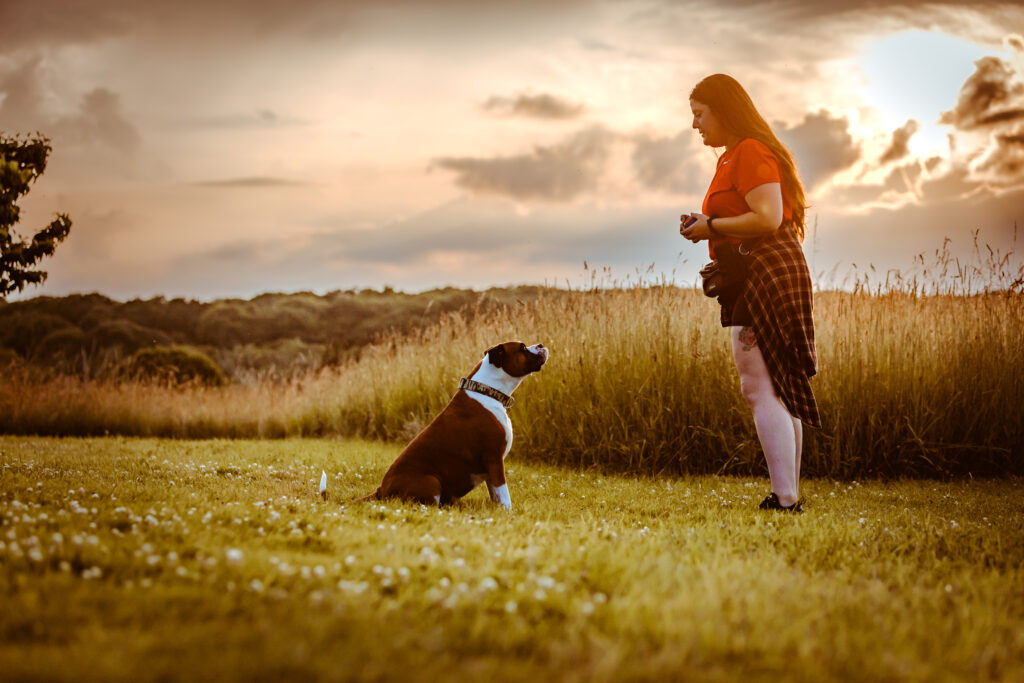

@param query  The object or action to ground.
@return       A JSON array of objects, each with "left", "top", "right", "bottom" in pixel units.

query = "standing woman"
[{"left": 680, "top": 73, "right": 820, "bottom": 512}]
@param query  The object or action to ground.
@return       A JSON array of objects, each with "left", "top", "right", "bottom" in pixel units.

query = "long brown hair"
[{"left": 690, "top": 74, "right": 808, "bottom": 240}]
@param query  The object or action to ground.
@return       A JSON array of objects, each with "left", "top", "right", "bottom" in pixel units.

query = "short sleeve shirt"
[{"left": 701, "top": 138, "right": 791, "bottom": 257}]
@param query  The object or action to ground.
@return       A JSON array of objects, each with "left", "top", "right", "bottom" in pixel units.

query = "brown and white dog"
[{"left": 360, "top": 341, "right": 548, "bottom": 509}]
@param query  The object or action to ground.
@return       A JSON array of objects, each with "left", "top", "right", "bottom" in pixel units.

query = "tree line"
[{"left": 0, "top": 287, "right": 546, "bottom": 382}]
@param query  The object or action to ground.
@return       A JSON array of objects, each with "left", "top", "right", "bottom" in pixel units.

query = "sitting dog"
[{"left": 360, "top": 341, "right": 548, "bottom": 509}]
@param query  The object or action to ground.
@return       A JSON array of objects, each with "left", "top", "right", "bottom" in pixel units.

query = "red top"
[{"left": 701, "top": 138, "right": 791, "bottom": 257}]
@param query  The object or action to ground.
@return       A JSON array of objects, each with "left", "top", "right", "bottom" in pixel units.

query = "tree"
[{"left": 1, "top": 133, "right": 72, "bottom": 298}]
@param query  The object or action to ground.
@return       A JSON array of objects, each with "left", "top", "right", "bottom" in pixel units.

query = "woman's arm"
[{"left": 680, "top": 182, "right": 784, "bottom": 241}]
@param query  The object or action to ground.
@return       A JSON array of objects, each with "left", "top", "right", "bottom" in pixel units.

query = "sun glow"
[{"left": 857, "top": 31, "right": 992, "bottom": 158}]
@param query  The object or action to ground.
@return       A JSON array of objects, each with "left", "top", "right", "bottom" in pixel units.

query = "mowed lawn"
[{"left": 1, "top": 437, "right": 1022, "bottom": 682}]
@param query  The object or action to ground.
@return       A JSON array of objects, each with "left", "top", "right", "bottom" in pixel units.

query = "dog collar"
[{"left": 458, "top": 378, "right": 515, "bottom": 409}]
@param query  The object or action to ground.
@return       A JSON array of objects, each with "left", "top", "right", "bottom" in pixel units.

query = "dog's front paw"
[{"left": 490, "top": 483, "right": 512, "bottom": 509}]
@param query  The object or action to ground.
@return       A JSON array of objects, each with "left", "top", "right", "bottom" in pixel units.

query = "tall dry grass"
[{"left": 2, "top": 263, "right": 1021, "bottom": 478}]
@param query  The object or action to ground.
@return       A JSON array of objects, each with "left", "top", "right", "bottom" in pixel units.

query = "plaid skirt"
[{"left": 720, "top": 224, "right": 821, "bottom": 429}]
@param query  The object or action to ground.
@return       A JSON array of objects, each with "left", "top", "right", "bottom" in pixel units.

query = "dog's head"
[{"left": 486, "top": 341, "right": 548, "bottom": 377}]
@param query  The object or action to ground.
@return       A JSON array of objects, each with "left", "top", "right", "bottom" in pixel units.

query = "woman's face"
[{"left": 690, "top": 98, "right": 729, "bottom": 148}]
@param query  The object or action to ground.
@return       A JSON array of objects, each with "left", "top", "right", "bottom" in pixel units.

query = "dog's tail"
[{"left": 353, "top": 488, "right": 381, "bottom": 503}]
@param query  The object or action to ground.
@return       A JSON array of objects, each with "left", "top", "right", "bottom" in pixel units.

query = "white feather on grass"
[{"left": 319, "top": 470, "right": 327, "bottom": 500}]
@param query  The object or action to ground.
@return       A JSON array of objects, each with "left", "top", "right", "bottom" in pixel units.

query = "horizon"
[{"left": 3, "top": 1, "right": 1023, "bottom": 301}]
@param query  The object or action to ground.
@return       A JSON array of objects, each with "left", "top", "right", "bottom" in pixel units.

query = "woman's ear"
[{"left": 486, "top": 344, "right": 506, "bottom": 368}]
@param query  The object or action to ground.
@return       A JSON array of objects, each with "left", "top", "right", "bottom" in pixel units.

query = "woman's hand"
[{"left": 680, "top": 213, "right": 712, "bottom": 242}]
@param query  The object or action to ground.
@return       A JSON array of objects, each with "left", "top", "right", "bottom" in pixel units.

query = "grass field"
[
  {"left": 2, "top": 437, "right": 1022, "bottom": 682},
  {"left": 4, "top": 286, "right": 1022, "bottom": 479}
]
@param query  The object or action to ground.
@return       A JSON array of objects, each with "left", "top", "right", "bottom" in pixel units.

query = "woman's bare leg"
[
  {"left": 793, "top": 416, "right": 803, "bottom": 481},
  {"left": 731, "top": 326, "right": 800, "bottom": 507}
]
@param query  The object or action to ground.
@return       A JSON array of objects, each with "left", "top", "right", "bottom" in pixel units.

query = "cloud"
[
  {"left": 939, "top": 52, "right": 1024, "bottom": 189},
  {"left": 824, "top": 160, "right": 924, "bottom": 206},
  {"left": 0, "top": 1, "right": 128, "bottom": 51},
  {"left": 433, "top": 126, "right": 616, "bottom": 201},
  {"left": 0, "top": 0, "right": 351, "bottom": 51},
  {"left": 482, "top": 93, "right": 584, "bottom": 120},
  {"left": 55, "top": 88, "right": 141, "bottom": 153},
  {"left": 630, "top": 130, "right": 702, "bottom": 194},
  {"left": 776, "top": 111, "right": 860, "bottom": 189},
  {"left": 971, "top": 131, "right": 1024, "bottom": 185},
  {"left": 301, "top": 196, "right": 685, "bottom": 279},
  {"left": 179, "top": 109, "right": 307, "bottom": 130},
  {"left": 940, "top": 56, "right": 1024, "bottom": 130},
  {"left": 191, "top": 177, "right": 310, "bottom": 189},
  {"left": 0, "top": 57, "right": 140, "bottom": 154},
  {"left": 0, "top": 0, "right": 592, "bottom": 52},
  {"left": 0, "top": 57, "right": 47, "bottom": 129},
  {"left": 706, "top": 0, "right": 1022, "bottom": 21},
  {"left": 879, "top": 120, "right": 921, "bottom": 165}
]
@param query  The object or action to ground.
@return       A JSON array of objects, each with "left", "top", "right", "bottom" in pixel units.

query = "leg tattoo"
[{"left": 739, "top": 326, "right": 757, "bottom": 352}]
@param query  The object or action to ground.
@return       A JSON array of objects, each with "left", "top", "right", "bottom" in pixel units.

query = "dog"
[{"left": 359, "top": 341, "right": 548, "bottom": 509}]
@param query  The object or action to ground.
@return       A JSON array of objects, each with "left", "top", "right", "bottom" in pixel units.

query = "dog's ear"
[{"left": 486, "top": 344, "right": 506, "bottom": 368}]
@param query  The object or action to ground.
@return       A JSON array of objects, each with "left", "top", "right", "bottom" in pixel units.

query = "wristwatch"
[{"left": 707, "top": 217, "right": 720, "bottom": 236}]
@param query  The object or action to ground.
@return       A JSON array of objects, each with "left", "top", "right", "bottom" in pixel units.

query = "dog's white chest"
[{"left": 465, "top": 394, "right": 513, "bottom": 458}]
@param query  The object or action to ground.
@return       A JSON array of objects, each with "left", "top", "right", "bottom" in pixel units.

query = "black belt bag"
[{"left": 700, "top": 240, "right": 757, "bottom": 299}]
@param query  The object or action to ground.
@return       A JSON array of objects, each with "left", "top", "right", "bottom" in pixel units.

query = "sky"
[{"left": 2, "top": 0, "right": 1023, "bottom": 301}]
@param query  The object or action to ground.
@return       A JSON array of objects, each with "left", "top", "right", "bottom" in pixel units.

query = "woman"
[{"left": 680, "top": 74, "right": 820, "bottom": 512}]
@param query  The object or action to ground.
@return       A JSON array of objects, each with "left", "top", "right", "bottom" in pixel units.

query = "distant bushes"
[
  {"left": 121, "top": 346, "right": 227, "bottom": 386},
  {"left": 36, "top": 326, "right": 87, "bottom": 360},
  {"left": 0, "top": 311, "right": 69, "bottom": 356},
  {"left": 0, "top": 287, "right": 547, "bottom": 380}
]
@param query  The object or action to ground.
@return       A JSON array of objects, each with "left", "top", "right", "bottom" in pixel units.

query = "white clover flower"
[
  {"left": 479, "top": 577, "right": 498, "bottom": 591},
  {"left": 338, "top": 580, "right": 368, "bottom": 594},
  {"left": 225, "top": 548, "right": 244, "bottom": 563}
]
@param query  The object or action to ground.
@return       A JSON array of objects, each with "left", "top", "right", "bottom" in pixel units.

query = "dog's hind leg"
[{"left": 381, "top": 475, "right": 443, "bottom": 505}]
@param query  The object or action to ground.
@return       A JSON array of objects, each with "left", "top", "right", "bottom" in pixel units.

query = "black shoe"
[{"left": 759, "top": 492, "right": 803, "bottom": 512}]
